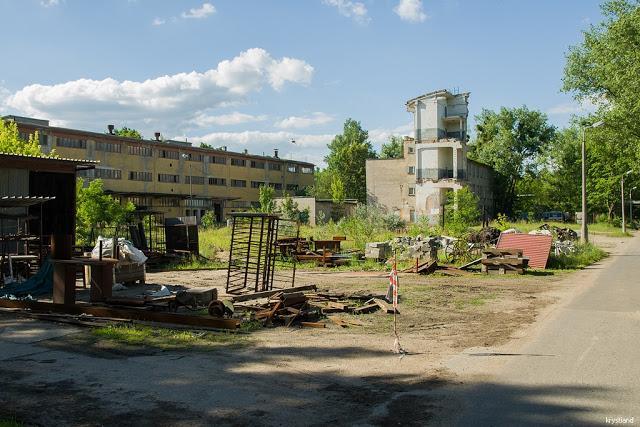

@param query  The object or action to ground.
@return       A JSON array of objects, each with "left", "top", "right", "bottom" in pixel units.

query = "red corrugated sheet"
[{"left": 496, "top": 233, "right": 553, "bottom": 269}]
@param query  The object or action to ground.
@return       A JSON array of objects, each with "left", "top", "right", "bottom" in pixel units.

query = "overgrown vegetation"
[
  {"left": 547, "top": 243, "right": 607, "bottom": 269},
  {"left": 75, "top": 179, "right": 136, "bottom": 245},
  {"left": 0, "top": 119, "right": 55, "bottom": 157},
  {"left": 92, "top": 324, "right": 249, "bottom": 350}
]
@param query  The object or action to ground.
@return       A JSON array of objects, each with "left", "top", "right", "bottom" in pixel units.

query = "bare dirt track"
[{"left": 0, "top": 234, "right": 626, "bottom": 426}]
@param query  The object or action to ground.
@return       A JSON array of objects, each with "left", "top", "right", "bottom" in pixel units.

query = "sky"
[{"left": 0, "top": 0, "right": 603, "bottom": 166}]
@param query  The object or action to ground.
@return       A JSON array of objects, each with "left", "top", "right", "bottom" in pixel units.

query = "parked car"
[{"left": 541, "top": 211, "right": 566, "bottom": 222}]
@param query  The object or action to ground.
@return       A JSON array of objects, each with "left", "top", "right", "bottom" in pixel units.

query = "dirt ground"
[{"left": 0, "top": 234, "right": 626, "bottom": 426}]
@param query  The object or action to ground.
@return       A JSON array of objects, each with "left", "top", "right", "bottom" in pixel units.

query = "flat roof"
[
  {"left": 4, "top": 115, "right": 315, "bottom": 167},
  {"left": 405, "top": 89, "right": 470, "bottom": 106}
]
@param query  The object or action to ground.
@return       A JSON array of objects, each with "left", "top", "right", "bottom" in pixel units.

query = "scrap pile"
[
  {"left": 468, "top": 227, "right": 501, "bottom": 245},
  {"left": 293, "top": 237, "right": 353, "bottom": 267},
  {"left": 481, "top": 248, "right": 529, "bottom": 275},
  {"left": 537, "top": 224, "right": 579, "bottom": 255},
  {"left": 229, "top": 285, "right": 394, "bottom": 328}
]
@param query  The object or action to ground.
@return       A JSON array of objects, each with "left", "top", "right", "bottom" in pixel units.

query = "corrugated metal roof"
[
  {"left": 496, "top": 233, "right": 553, "bottom": 269},
  {"left": 0, "top": 196, "right": 56, "bottom": 207},
  {"left": 0, "top": 152, "right": 98, "bottom": 164}
]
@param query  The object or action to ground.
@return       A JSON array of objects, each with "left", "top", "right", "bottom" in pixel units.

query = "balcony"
[{"left": 417, "top": 168, "right": 465, "bottom": 181}]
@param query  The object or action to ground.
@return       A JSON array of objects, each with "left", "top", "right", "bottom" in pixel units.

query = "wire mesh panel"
[{"left": 226, "top": 213, "right": 298, "bottom": 294}]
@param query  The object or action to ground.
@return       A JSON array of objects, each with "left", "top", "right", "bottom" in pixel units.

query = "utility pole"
[
  {"left": 630, "top": 186, "right": 637, "bottom": 226},
  {"left": 580, "top": 121, "right": 604, "bottom": 243},
  {"left": 622, "top": 170, "right": 632, "bottom": 234}
]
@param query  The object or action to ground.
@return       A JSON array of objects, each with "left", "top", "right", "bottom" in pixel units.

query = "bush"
[
  {"left": 444, "top": 187, "right": 480, "bottom": 236},
  {"left": 547, "top": 243, "right": 606, "bottom": 269},
  {"left": 200, "top": 211, "right": 216, "bottom": 229}
]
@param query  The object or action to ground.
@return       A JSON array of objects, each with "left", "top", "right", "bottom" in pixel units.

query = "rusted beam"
[{"left": 0, "top": 299, "right": 239, "bottom": 329}]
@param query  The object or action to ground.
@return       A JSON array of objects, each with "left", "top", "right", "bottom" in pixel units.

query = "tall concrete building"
[
  {"left": 4, "top": 116, "right": 315, "bottom": 222},
  {"left": 366, "top": 89, "right": 493, "bottom": 223}
]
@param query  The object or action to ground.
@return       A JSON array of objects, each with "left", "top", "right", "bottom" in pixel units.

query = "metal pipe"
[{"left": 581, "top": 127, "right": 588, "bottom": 243}]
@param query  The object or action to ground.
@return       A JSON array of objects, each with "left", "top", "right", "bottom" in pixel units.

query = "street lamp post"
[
  {"left": 581, "top": 121, "right": 604, "bottom": 243},
  {"left": 621, "top": 170, "right": 632, "bottom": 234}
]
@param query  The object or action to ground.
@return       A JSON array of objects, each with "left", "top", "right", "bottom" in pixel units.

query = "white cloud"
[
  {"left": 190, "top": 130, "right": 332, "bottom": 166},
  {"left": 369, "top": 123, "right": 413, "bottom": 144},
  {"left": 275, "top": 112, "right": 334, "bottom": 129},
  {"left": 3, "top": 48, "right": 314, "bottom": 131},
  {"left": 152, "top": 17, "right": 166, "bottom": 26},
  {"left": 323, "top": 0, "right": 370, "bottom": 24},
  {"left": 189, "top": 112, "right": 267, "bottom": 127},
  {"left": 40, "top": 0, "right": 59, "bottom": 7},
  {"left": 394, "top": 0, "right": 428, "bottom": 23},
  {"left": 547, "top": 98, "right": 600, "bottom": 115},
  {"left": 181, "top": 2, "right": 216, "bottom": 19}
]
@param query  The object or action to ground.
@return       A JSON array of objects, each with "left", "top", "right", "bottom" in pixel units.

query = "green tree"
[
  {"left": 469, "top": 106, "right": 556, "bottom": 216},
  {"left": 444, "top": 187, "right": 480, "bottom": 235},
  {"left": 258, "top": 185, "right": 275, "bottom": 213},
  {"left": 562, "top": 1, "right": 640, "bottom": 220},
  {"left": 325, "top": 118, "right": 377, "bottom": 203},
  {"left": 330, "top": 175, "right": 346, "bottom": 205},
  {"left": 0, "top": 120, "right": 51, "bottom": 156},
  {"left": 114, "top": 127, "right": 143, "bottom": 139},
  {"left": 76, "top": 179, "right": 135, "bottom": 244},
  {"left": 308, "top": 168, "right": 334, "bottom": 199},
  {"left": 563, "top": 0, "right": 640, "bottom": 138},
  {"left": 200, "top": 142, "right": 213, "bottom": 149},
  {"left": 379, "top": 136, "right": 404, "bottom": 159}
]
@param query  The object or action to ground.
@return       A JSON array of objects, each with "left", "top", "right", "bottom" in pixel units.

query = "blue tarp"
[{"left": 0, "top": 258, "right": 53, "bottom": 298}]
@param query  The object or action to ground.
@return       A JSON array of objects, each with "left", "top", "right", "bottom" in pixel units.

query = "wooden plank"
[
  {"left": 351, "top": 303, "right": 380, "bottom": 314},
  {"left": 300, "top": 321, "right": 326, "bottom": 328},
  {"left": 230, "top": 285, "right": 317, "bottom": 302},
  {"left": 0, "top": 299, "right": 239, "bottom": 329},
  {"left": 459, "top": 258, "right": 482, "bottom": 270},
  {"left": 372, "top": 298, "right": 399, "bottom": 314}
]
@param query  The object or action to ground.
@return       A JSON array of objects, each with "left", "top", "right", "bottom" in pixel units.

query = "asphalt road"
[{"left": 450, "top": 237, "right": 640, "bottom": 426}]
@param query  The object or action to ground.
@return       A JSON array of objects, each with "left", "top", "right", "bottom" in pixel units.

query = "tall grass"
[
  {"left": 547, "top": 243, "right": 607, "bottom": 270},
  {"left": 487, "top": 220, "right": 631, "bottom": 237}
]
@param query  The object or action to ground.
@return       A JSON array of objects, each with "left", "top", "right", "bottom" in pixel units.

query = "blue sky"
[{"left": 0, "top": 0, "right": 602, "bottom": 166}]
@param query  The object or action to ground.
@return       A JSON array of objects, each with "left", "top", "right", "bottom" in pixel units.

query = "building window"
[
  {"left": 129, "top": 145, "right": 153, "bottom": 157},
  {"left": 408, "top": 146, "right": 415, "bottom": 154},
  {"left": 408, "top": 187, "right": 415, "bottom": 196},
  {"left": 231, "top": 179, "right": 247, "bottom": 188},
  {"left": 19, "top": 132, "right": 48, "bottom": 145},
  {"left": 251, "top": 181, "right": 265, "bottom": 189},
  {"left": 287, "top": 164, "right": 298, "bottom": 173},
  {"left": 57, "top": 137, "right": 86, "bottom": 149},
  {"left": 272, "top": 183, "right": 283, "bottom": 190},
  {"left": 127, "top": 196, "right": 152, "bottom": 207},
  {"left": 208, "top": 177, "right": 226, "bottom": 186},
  {"left": 286, "top": 184, "right": 299, "bottom": 192},
  {"left": 250, "top": 160, "right": 265, "bottom": 169},
  {"left": 156, "top": 197, "right": 180, "bottom": 207},
  {"left": 129, "top": 171, "right": 152, "bottom": 181},
  {"left": 185, "top": 176, "right": 205, "bottom": 185},
  {"left": 96, "top": 141, "right": 122, "bottom": 153},
  {"left": 208, "top": 155, "right": 226, "bottom": 164},
  {"left": 408, "top": 166, "right": 415, "bottom": 175},
  {"left": 268, "top": 163, "right": 281, "bottom": 171},
  {"left": 231, "top": 158, "right": 246, "bottom": 167},
  {"left": 184, "top": 153, "right": 204, "bottom": 162},
  {"left": 158, "top": 173, "right": 180, "bottom": 183},
  {"left": 95, "top": 168, "right": 122, "bottom": 180},
  {"left": 159, "top": 149, "right": 179, "bottom": 159},
  {"left": 301, "top": 166, "right": 313, "bottom": 174}
]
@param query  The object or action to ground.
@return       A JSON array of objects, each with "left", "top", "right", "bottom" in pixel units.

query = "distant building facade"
[
  {"left": 4, "top": 116, "right": 315, "bottom": 222},
  {"left": 366, "top": 89, "right": 494, "bottom": 223},
  {"left": 272, "top": 196, "right": 358, "bottom": 226}
]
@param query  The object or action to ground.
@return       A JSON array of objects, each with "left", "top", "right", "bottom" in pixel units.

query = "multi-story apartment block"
[
  {"left": 4, "top": 116, "right": 315, "bottom": 222},
  {"left": 366, "top": 89, "right": 494, "bottom": 223}
]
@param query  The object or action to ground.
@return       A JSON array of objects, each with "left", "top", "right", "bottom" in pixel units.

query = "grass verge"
[
  {"left": 92, "top": 324, "right": 250, "bottom": 351},
  {"left": 547, "top": 243, "right": 607, "bottom": 270},
  {"left": 0, "top": 419, "right": 23, "bottom": 427}
]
